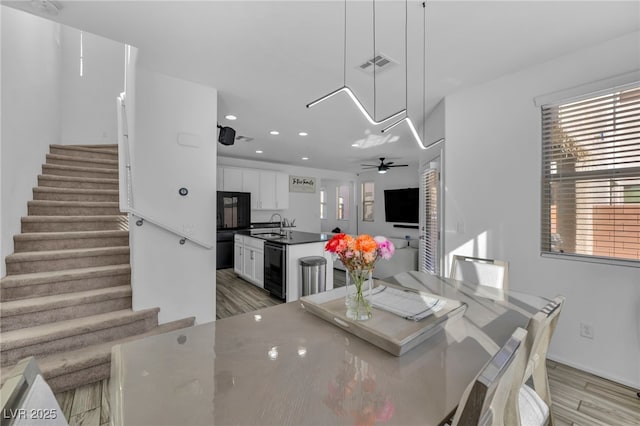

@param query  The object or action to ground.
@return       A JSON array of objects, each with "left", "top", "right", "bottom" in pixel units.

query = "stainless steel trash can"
[{"left": 299, "top": 256, "right": 327, "bottom": 296}]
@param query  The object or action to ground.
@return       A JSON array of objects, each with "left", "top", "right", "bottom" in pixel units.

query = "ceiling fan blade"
[
  {"left": 386, "top": 161, "right": 395, "bottom": 166},
  {"left": 361, "top": 165, "right": 377, "bottom": 168},
  {"left": 388, "top": 164, "right": 409, "bottom": 168}
]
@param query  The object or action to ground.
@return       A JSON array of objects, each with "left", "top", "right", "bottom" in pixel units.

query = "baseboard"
[{"left": 547, "top": 354, "right": 640, "bottom": 390}]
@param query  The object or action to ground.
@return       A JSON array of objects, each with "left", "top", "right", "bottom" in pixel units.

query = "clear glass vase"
[{"left": 345, "top": 269, "right": 373, "bottom": 321}]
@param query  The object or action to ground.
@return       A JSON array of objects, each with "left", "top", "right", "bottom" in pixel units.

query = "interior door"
[{"left": 419, "top": 155, "right": 443, "bottom": 275}]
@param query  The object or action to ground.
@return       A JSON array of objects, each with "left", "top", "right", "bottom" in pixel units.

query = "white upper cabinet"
[
  {"left": 222, "top": 168, "right": 243, "bottom": 192},
  {"left": 218, "top": 166, "right": 289, "bottom": 210},
  {"left": 275, "top": 172, "right": 289, "bottom": 210},
  {"left": 242, "top": 169, "right": 260, "bottom": 209}
]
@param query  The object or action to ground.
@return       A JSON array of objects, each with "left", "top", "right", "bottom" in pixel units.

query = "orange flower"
[{"left": 354, "top": 235, "right": 377, "bottom": 253}]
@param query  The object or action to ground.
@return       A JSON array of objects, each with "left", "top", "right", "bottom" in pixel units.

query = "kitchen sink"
[{"left": 252, "top": 232, "right": 285, "bottom": 239}]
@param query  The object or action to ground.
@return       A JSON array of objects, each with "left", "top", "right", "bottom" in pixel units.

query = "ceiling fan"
[{"left": 361, "top": 158, "right": 409, "bottom": 174}]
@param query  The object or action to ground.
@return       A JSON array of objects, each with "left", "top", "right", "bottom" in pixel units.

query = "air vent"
[
  {"left": 235, "top": 135, "right": 254, "bottom": 143},
  {"left": 357, "top": 54, "right": 396, "bottom": 75}
]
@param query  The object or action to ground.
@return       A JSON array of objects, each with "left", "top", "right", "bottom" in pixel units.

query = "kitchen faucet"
[{"left": 269, "top": 213, "right": 284, "bottom": 235}]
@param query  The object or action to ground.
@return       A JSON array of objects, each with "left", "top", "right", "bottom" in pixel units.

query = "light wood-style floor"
[{"left": 53, "top": 268, "right": 640, "bottom": 425}]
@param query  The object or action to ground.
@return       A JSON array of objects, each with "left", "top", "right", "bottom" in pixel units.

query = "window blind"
[
  {"left": 541, "top": 85, "right": 640, "bottom": 262},
  {"left": 420, "top": 167, "right": 440, "bottom": 274}
]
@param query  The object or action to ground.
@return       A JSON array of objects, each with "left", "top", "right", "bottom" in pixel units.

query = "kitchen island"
[{"left": 235, "top": 230, "right": 334, "bottom": 302}]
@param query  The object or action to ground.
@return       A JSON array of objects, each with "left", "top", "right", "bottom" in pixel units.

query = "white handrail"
[{"left": 116, "top": 93, "right": 213, "bottom": 250}]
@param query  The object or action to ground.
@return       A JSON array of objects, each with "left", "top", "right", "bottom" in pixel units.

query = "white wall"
[
  {"left": 1, "top": 7, "right": 61, "bottom": 277},
  {"left": 356, "top": 166, "right": 420, "bottom": 242},
  {"left": 443, "top": 32, "right": 640, "bottom": 387},
  {"left": 60, "top": 26, "right": 124, "bottom": 146},
  {"left": 129, "top": 64, "right": 217, "bottom": 324},
  {"left": 217, "top": 156, "right": 357, "bottom": 233}
]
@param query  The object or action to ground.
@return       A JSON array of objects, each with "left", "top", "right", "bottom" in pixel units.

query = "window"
[
  {"left": 421, "top": 162, "right": 440, "bottom": 274},
  {"left": 541, "top": 85, "right": 640, "bottom": 263},
  {"left": 362, "top": 182, "right": 375, "bottom": 222},
  {"left": 320, "top": 188, "right": 327, "bottom": 219},
  {"left": 337, "top": 184, "right": 350, "bottom": 220}
]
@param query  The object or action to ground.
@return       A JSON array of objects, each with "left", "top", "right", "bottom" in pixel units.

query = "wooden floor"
[{"left": 53, "top": 268, "right": 640, "bottom": 425}]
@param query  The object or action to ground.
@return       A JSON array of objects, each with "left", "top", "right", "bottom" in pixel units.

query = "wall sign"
[{"left": 289, "top": 175, "right": 316, "bottom": 193}]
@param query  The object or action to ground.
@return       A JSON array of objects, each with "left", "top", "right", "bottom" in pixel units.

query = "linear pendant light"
[
  {"left": 380, "top": 0, "right": 428, "bottom": 150},
  {"left": 306, "top": 0, "right": 406, "bottom": 125}
]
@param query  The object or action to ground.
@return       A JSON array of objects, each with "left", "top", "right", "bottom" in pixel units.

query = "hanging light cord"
[
  {"left": 423, "top": 1, "right": 426, "bottom": 142},
  {"left": 343, "top": 0, "right": 347, "bottom": 87},
  {"left": 405, "top": 0, "right": 409, "bottom": 118},
  {"left": 373, "top": 0, "right": 377, "bottom": 121}
]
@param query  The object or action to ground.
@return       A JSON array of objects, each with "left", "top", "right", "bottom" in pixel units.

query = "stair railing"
[{"left": 117, "top": 93, "right": 213, "bottom": 249}]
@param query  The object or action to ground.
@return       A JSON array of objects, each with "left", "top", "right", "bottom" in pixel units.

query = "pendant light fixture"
[
  {"left": 380, "top": 0, "right": 429, "bottom": 150},
  {"left": 306, "top": 0, "right": 406, "bottom": 126}
]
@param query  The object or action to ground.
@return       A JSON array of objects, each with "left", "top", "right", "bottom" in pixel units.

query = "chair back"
[
  {"left": 452, "top": 327, "right": 528, "bottom": 426},
  {"left": 522, "top": 296, "right": 566, "bottom": 413},
  {"left": 450, "top": 255, "right": 509, "bottom": 291}
]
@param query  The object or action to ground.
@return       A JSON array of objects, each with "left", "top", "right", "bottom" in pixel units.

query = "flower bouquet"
[{"left": 325, "top": 234, "right": 395, "bottom": 320}]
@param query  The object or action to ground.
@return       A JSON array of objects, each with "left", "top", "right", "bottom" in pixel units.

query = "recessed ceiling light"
[
  {"left": 302, "top": 157, "right": 309, "bottom": 160},
  {"left": 270, "top": 131, "right": 279, "bottom": 135},
  {"left": 298, "top": 132, "right": 308, "bottom": 136},
  {"left": 225, "top": 114, "right": 237, "bottom": 120},
  {"left": 256, "top": 150, "right": 263, "bottom": 154},
  {"left": 351, "top": 143, "right": 358, "bottom": 147}
]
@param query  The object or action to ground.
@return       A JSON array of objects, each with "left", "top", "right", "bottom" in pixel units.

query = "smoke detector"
[
  {"left": 29, "top": 0, "right": 62, "bottom": 16},
  {"left": 357, "top": 54, "right": 396, "bottom": 75}
]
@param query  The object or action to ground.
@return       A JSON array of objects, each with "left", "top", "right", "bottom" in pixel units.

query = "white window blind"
[
  {"left": 541, "top": 85, "right": 640, "bottom": 263},
  {"left": 420, "top": 166, "right": 440, "bottom": 274}
]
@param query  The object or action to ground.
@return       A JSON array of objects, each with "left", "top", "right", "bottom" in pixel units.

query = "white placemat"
[{"left": 369, "top": 286, "right": 446, "bottom": 321}]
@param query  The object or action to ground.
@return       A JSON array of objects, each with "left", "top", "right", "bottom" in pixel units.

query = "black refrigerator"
[{"left": 216, "top": 191, "right": 251, "bottom": 269}]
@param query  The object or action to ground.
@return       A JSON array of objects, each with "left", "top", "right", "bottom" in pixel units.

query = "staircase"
[{"left": 0, "top": 144, "right": 195, "bottom": 393}]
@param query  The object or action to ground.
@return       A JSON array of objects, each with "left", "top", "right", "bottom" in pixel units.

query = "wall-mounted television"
[{"left": 384, "top": 188, "right": 419, "bottom": 223}]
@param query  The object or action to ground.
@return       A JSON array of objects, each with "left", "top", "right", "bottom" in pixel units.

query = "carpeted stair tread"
[
  {"left": 42, "top": 163, "right": 118, "bottom": 175},
  {"left": 33, "top": 186, "right": 119, "bottom": 198},
  {"left": 1, "top": 286, "right": 132, "bottom": 318},
  {"left": 49, "top": 144, "right": 118, "bottom": 160},
  {"left": 6, "top": 246, "right": 129, "bottom": 263},
  {"left": 14, "top": 229, "right": 128, "bottom": 242},
  {"left": 46, "top": 154, "right": 118, "bottom": 169},
  {"left": 0, "top": 308, "right": 160, "bottom": 352},
  {"left": 0, "top": 264, "right": 131, "bottom": 302},
  {"left": 0, "top": 264, "right": 131, "bottom": 289},
  {"left": 27, "top": 200, "right": 122, "bottom": 216},
  {"left": 37, "top": 174, "right": 119, "bottom": 189},
  {"left": 21, "top": 215, "right": 127, "bottom": 233},
  {"left": 22, "top": 215, "right": 126, "bottom": 224},
  {"left": 0, "top": 317, "right": 194, "bottom": 392},
  {"left": 38, "top": 317, "right": 195, "bottom": 379}
]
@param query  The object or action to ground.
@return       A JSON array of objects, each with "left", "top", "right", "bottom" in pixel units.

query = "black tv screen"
[{"left": 384, "top": 188, "right": 419, "bottom": 223}]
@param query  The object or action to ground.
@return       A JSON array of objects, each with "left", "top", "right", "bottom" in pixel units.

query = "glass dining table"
[{"left": 110, "top": 271, "right": 550, "bottom": 426}]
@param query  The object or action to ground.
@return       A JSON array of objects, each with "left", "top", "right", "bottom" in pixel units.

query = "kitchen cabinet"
[
  {"left": 223, "top": 168, "right": 243, "bottom": 192},
  {"left": 233, "top": 234, "right": 244, "bottom": 275},
  {"left": 235, "top": 235, "right": 264, "bottom": 288},
  {"left": 259, "top": 171, "right": 277, "bottom": 210},
  {"left": 242, "top": 169, "right": 260, "bottom": 210},
  {"left": 275, "top": 172, "right": 289, "bottom": 210}
]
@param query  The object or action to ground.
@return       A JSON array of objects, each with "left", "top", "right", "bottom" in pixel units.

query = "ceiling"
[{"left": 5, "top": 1, "right": 640, "bottom": 173}]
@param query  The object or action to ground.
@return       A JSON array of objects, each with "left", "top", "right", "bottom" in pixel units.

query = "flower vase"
[{"left": 345, "top": 269, "right": 373, "bottom": 321}]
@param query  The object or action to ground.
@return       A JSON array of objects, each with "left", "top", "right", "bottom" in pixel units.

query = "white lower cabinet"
[
  {"left": 234, "top": 235, "right": 244, "bottom": 275},
  {"left": 235, "top": 236, "right": 264, "bottom": 288}
]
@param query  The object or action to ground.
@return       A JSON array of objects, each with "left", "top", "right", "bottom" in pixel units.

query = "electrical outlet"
[{"left": 580, "top": 322, "right": 594, "bottom": 340}]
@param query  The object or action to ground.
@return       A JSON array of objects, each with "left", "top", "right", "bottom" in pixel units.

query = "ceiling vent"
[
  {"left": 357, "top": 54, "right": 396, "bottom": 75},
  {"left": 235, "top": 135, "right": 254, "bottom": 143}
]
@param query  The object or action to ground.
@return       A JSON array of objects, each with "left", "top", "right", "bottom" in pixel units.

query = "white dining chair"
[
  {"left": 450, "top": 255, "right": 509, "bottom": 291},
  {"left": 451, "top": 327, "right": 528, "bottom": 426},
  {"left": 519, "top": 295, "right": 566, "bottom": 426}
]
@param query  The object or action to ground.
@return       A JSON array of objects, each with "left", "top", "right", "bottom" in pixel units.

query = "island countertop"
[{"left": 237, "top": 230, "right": 332, "bottom": 245}]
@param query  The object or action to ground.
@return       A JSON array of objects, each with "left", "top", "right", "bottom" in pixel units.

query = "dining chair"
[
  {"left": 0, "top": 356, "right": 68, "bottom": 426},
  {"left": 450, "top": 255, "right": 509, "bottom": 291},
  {"left": 519, "top": 295, "right": 566, "bottom": 426},
  {"left": 451, "top": 327, "right": 528, "bottom": 426}
]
